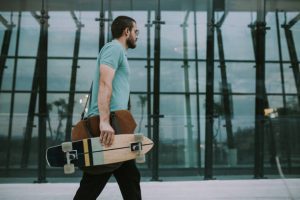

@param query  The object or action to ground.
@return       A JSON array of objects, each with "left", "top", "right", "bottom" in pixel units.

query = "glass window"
[
  {"left": 265, "top": 12, "right": 280, "bottom": 60},
  {"left": 48, "top": 59, "right": 72, "bottom": 91},
  {"left": 265, "top": 63, "right": 288, "bottom": 94},
  {"left": 160, "top": 61, "right": 197, "bottom": 92},
  {"left": 130, "top": 60, "right": 148, "bottom": 92},
  {"left": 216, "top": 62, "right": 255, "bottom": 93},
  {"left": 159, "top": 95, "right": 200, "bottom": 168},
  {"left": 197, "top": 61, "right": 207, "bottom": 93},
  {"left": 196, "top": 12, "right": 207, "bottom": 60},
  {"left": 76, "top": 59, "right": 95, "bottom": 91},
  {"left": 221, "top": 12, "right": 254, "bottom": 60},
  {"left": 48, "top": 12, "right": 76, "bottom": 57},
  {"left": 0, "top": 94, "right": 11, "bottom": 135},
  {"left": 288, "top": 12, "right": 300, "bottom": 59},
  {"left": 214, "top": 95, "right": 255, "bottom": 166},
  {"left": 130, "top": 94, "right": 149, "bottom": 133},
  {"left": 47, "top": 93, "right": 69, "bottom": 144},
  {"left": 18, "top": 12, "right": 39, "bottom": 56},
  {"left": 0, "top": 58, "right": 14, "bottom": 90},
  {"left": 11, "top": 93, "right": 37, "bottom": 158},
  {"left": 78, "top": 11, "right": 99, "bottom": 57},
  {"left": 161, "top": 11, "right": 196, "bottom": 59},
  {"left": 283, "top": 64, "right": 298, "bottom": 94},
  {"left": 0, "top": 12, "right": 18, "bottom": 57},
  {"left": 15, "top": 59, "right": 35, "bottom": 90}
]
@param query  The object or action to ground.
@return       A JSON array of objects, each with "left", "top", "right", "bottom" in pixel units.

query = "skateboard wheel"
[
  {"left": 62, "top": 142, "right": 73, "bottom": 152},
  {"left": 64, "top": 164, "right": 75, "bottom": 174},
  {"left": 136, "top": 154, "right": 146, "bottom": 163},
  {"left": 134, "top": 134, "right": 143, "bottom": 141}
]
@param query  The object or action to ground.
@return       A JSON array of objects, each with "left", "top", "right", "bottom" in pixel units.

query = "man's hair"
[{"left": 111, "top": 16, "right": 136, "bottom": 39}]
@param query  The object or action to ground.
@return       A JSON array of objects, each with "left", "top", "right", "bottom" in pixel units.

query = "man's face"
[{"left": 126, "top": 22, "right": 139, "bottom": 49}]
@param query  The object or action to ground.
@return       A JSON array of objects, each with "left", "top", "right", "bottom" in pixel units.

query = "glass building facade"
[{"left": 0, "top": 0, "right": 300, "bottom": 181}]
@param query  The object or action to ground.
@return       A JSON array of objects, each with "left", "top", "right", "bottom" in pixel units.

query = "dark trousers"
[{"left": 74, "top": 160, "right": 141, "bottom": 200}]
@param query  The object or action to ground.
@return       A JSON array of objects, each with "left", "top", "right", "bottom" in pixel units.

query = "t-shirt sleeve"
[{"left": 99, "top": 44, "right": 123, "bottom": 70}]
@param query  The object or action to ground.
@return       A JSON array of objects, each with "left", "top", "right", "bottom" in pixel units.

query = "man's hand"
[{"left": 99, "top": 121, "right": 115, "bottom": 147}]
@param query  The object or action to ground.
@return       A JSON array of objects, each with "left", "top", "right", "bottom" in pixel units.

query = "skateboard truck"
[
  {"left": 131, "top": 142, "right": 143, "bottom": 151},
  {"left": 133, "top": 134, "right": 146, "bottom": 163},
  {"left": 61, "top": 142, "right": 76, "bottom": 174}
]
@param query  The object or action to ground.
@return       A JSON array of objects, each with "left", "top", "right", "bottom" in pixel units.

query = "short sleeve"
[{"left": 99, "top": 44, "right": 123, "bottom": 70}]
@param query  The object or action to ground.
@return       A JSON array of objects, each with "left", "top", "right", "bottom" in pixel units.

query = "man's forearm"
[{"left": 98, "top": 80, "right": 112, "bottom": 123}]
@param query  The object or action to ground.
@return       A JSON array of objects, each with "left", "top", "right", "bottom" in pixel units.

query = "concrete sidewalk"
[{"left": 1, "top": 179, "right": 300, "bottom": 199}]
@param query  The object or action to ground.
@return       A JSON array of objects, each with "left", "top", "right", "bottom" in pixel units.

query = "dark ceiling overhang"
[{"left": 0, "top": 0, "right": 299, "bottom": 12}]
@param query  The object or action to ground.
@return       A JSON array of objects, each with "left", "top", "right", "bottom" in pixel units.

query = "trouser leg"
[
  {"left": 113, "top": 160, "right": 142, "bottom": 200},
  {"left": 73, "top": 172, "right": 111, "bottom": 200}
]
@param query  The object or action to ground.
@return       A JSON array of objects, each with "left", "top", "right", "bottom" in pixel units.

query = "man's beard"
[{"left": 126, "top": 36, "right": 137, "bottom": 49}]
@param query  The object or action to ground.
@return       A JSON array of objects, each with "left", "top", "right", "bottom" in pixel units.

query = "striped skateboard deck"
[{"left": 46, "top": 134, "right": 153, "bottom": 174}]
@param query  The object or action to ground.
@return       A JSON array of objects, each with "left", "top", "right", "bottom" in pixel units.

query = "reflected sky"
[{"left": 0, "top": 11, "right": 299, "bottom": 139}]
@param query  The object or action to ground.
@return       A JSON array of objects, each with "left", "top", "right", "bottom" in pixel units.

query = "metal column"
[
  {"left": 275, "top": 11, "right": 287, "bottom": 131},
  {"left": 273, "top": 10, "right": 287, "bottom": 169},
  {"left": 96, "top": 0, "right": 108, "bottom": 52},
  {"left": 65, "top": 12, "right": 83, "bottom": 141},
  {"left": 152, "top": 0, "right": 164, "bottom": 181},
  {"left": 249, "top": 21, "right": 270, "bottom": 109},
  {"left": 4, "top": 13, "right": 18, "bottom": 171},
  {"left": 181, "top": 11, "right": 195, "bottom": 167},
  {"left": 106, "top": 0, "right": 113, "bottom": 42},
  {"left": 145, "top": 10, "right": 153, "bottom": 169},
  {"left": 204, "top": 0, "right": 215, "bottom": 180},
  {"left": 282, "top": 12, "right": 300, "bottom": 173},
  {"left": 216, "top": 13, "right": 235, "bottom": 150},
  {"left": 0, "top": 14, "right": 14, "bottom": 90},
  {"left": 20, "top": 56, "right": 39, "bottom": 167},
  {"left": 193, "top": 4, "right": 202, "bottom": 175},
  {"left": 21, "top": 12, "right": 46, "bottom": 168},
  {"left": 254, "top": 0, "right": 267, "bottom": 179},
  {"left": 282, "top": 13, "right": 300, "bottom": 106},
  {"left": 35, "top": 7, "right": 49, "bottom": 183}
]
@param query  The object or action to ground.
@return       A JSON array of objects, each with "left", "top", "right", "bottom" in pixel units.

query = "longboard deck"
[{"left": 46, "top": 134, "right": 153, "bottom": 168}]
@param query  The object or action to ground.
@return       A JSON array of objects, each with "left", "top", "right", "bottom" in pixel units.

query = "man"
[{"left": 74, "top": 16, "right": 141, "bottom": 200}]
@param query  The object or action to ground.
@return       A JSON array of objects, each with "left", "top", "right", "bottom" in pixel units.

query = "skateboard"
[{"left": 46, "top": 134, "right": 153, "bottom": 174}]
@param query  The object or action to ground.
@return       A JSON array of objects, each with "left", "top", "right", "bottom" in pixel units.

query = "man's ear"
[{"left": 125, "top": 28, "right": 130, "bottom": 37}]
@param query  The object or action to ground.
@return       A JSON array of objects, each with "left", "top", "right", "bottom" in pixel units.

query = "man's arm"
[{"left": 98, "top": 64, "right": 115, "bottom": 147}]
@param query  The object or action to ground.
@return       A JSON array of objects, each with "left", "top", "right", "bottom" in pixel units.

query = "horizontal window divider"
[
  {"left": 4, "top": 56, "right": 296, "bottom": 64},
  {"left": 0, "top": 90, "right": 299, "bottom": 96}
]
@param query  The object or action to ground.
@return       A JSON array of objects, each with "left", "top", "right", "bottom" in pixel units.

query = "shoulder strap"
[
  {"left": 81, "top": 82, "right": 93, "bottom": 120},
  {"left": 127, "top": 96, "right": 131, "bottom": 110}
]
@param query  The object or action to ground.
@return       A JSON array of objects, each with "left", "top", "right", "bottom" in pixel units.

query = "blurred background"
[{"left": 0, "top": 0, "right": 299, "bottom": 182}]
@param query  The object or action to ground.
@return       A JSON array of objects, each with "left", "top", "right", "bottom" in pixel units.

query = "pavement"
[{"left": 0, "top": 178, "right": 300, "bottom": 199}]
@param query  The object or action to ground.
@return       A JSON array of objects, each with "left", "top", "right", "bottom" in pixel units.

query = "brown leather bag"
[
  {"left": 71, "top": 110, "right": 137, "bottom": 174},
  {"left": 72, "top": 110, "right": 137, "bottom": 141}
]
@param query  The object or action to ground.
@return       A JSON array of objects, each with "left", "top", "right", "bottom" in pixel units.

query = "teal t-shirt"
[{"left": 87, "top": 39, "right": 130, "bottom": 117}]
